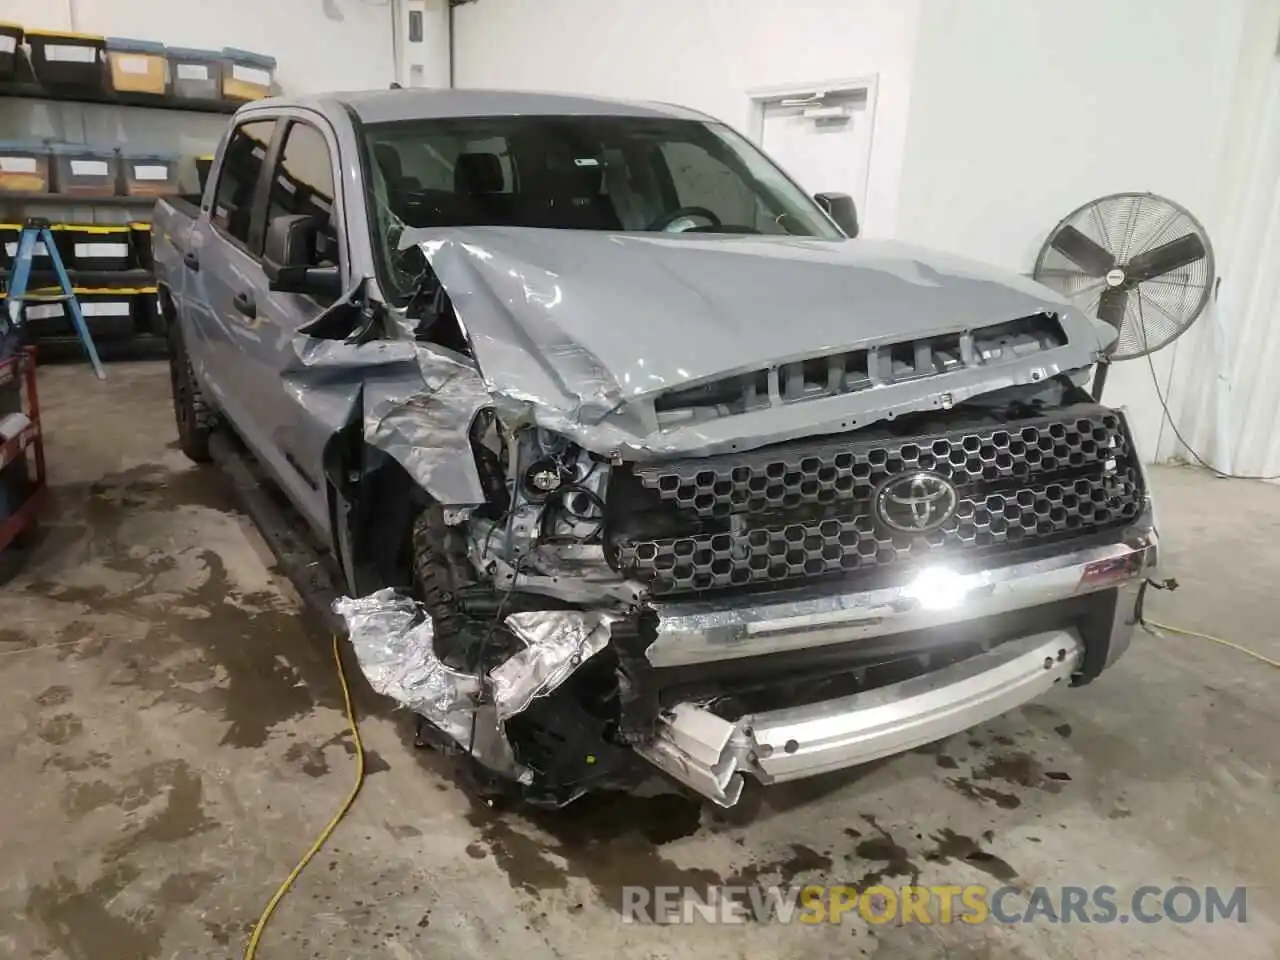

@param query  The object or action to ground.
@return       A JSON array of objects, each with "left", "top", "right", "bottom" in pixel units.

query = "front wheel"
[{"left": 166, "top": 320, "right": 213, "bottom": 463}]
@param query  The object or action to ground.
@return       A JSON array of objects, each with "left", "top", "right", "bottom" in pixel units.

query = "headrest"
[
  {"left": 454, "top": 152, "right": 504, "bottom": 195},
  {"left": 373, "top": 143, "right": 403, "bottom": 182}
]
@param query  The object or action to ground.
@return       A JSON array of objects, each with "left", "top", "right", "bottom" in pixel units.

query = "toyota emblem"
[{"left": 875, "top": 471, "right": 959, "bottom": 533}]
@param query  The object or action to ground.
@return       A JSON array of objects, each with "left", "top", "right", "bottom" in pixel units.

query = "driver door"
[{"left": 248, "top": 113, "right": 348, "bottom": 537}]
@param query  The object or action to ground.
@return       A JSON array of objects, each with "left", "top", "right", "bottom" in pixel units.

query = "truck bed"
[{"left": 150, "top": 195, "right": 202, "bottom": 325}]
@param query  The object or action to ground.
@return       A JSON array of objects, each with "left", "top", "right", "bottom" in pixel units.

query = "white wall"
[
  {"left": 894, "top": 0, "right": 1253, "bottom": 461},
  {"left": 452, "top": 0, "right": 923, "bottom": 237},
  {"left": 1158, "top": 0, "right": 1280, "bottom": 475},
  {"left": 453, "top": 0, "right": 1268, "bottom": 463}
]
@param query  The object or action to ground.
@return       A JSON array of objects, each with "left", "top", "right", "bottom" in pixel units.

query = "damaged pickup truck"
[{"left": 153, "top": 89, "right": 1157, "bottom": 808}]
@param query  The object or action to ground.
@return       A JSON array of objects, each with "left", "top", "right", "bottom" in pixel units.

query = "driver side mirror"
[
  {"left": 815, "top": 192, "right": 859, "bottom": 238},
  {"left": 264, "top": 214, "right": 342, "bottom": 297}
]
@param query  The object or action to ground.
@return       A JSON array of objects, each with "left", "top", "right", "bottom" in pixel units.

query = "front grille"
[{"left": 606, "top": 404, "right": 1143, "bottom": 596}]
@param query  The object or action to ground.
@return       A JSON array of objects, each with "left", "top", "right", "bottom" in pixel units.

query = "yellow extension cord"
[
  {"left": 1144, "top": 618, "right": 1280, "bottom": 670},
  {"left": 244, "top": 636, "right": 366, "bottom": 960},
  {"left": 238, "top": 618, "right": 1274, "bottom": 957}
]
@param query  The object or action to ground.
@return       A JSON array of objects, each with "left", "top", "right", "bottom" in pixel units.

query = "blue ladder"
[{"left": 4, "top": 217, "right": 105, "bottom": 380}]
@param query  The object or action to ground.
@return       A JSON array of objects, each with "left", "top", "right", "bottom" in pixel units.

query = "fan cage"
[{"left": 1033, "top": 192, "right": 1213, "bottom": 360}]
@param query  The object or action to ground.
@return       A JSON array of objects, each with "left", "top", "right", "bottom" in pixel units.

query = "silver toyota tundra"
[{"left": 153, "top": 89, "right": 1157, "bottom": 807}]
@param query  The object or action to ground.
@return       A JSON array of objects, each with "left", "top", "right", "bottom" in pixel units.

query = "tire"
[
  {"left": 166, "top": 320, "right": 214, "bottom": 464},
  {"left": 411, "top": 506, "right": 476, "bottom": 663}
]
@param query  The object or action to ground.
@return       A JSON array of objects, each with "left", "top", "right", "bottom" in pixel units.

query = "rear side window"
[
  {"left": 266, "top": 121, "right": 339, "bottom": 266},
  {"left": 212, "top": 119, "right": 276, "bottom": 247}
]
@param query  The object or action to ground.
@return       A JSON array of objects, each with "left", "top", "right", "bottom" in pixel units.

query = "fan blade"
[
  {"left": 1049, "top": 224, "right": 1116, "bottom": 277},
  {"left": 1096, "top": 287, "right": 1127, "bottom": 332},
  {"left": 1124, "top": 233, "right": 1206, "bottom": 283}
]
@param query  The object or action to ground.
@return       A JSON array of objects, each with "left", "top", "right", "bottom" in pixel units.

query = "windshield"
[{"left": 361, "top": 114, "right": 843, "bottom": 297}]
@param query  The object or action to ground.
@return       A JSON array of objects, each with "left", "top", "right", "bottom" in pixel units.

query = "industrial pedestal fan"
[{"left": 1032, "top": 192, "right": 1214, "bottom": 398}]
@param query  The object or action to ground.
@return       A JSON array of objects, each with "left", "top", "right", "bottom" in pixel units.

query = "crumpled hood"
[{"left": 404, "top": 227, "right": 1110, "bottom": 454}]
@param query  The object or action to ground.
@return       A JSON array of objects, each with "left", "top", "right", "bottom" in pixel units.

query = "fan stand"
[{"left": 1091, "top": 356, "right": 1112, "bottom": 402}]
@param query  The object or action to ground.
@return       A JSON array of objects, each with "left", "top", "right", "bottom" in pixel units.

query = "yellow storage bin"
[
  {"left": 0, "top": 142, "right": 52, "bottom": 194},
  {"left": 106, "top": 37, "right": 167, "bottom": 95},
  {"left": 220, "top": 48, "right": 276, "bottom": 101}
]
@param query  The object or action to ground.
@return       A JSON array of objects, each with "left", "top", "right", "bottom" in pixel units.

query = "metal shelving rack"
[{"left": 0, "top": 70, "right": 232, "bottom": 357}]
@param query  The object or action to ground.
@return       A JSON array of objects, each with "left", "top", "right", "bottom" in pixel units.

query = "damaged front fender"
[{"left": 283, "top": 333, "right": 491, "bottom": 506}]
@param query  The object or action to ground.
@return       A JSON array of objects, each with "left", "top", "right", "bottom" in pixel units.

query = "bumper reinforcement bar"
[{"left": 635, "top": 628, "right": 1083, "bottom": 807}]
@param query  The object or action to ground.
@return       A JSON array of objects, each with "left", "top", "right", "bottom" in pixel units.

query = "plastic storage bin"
[
  {"left": 121, "top": 152, "right": 178, "bottom": 196},
  {"left": 75, "top": 288, "right": 139, "bottom": 339},
  {"left": 0, "top": 23, "right": 23, "bottom": 80},
  {"left": 220, "top": 48, "right": 275, "bottom": 101},
  {"left": 51, "top": 145, "right": 119, "bottom": 197},
  {"left": 26, "top": 30, "right": 105, "bottom": 89},
  {"left": 195, "top": 154, "right": 215, "bottom": 193},
  {"left": 106, "top": 37, "right": 167, "bottom": 95},
  {"left": 14, "top": 295, "right": 66, "bottom": 333},
  {"left": 130, "top": 222, "right": 153, "bottom": 270},
  {"left": 61, "top": 224, "right": 133, "bottom": 271},
  {"left": 0, "top": 223, "right": 61, "bottom": 270},
  {"left": 0, "top": 142, "right": 51, "bottom": 194},
  {"left": 134, "top": 288, "right": 161, "bottom": 335},
  {"left": 167, "top": 47, "right": 222, "bottom": 100}
]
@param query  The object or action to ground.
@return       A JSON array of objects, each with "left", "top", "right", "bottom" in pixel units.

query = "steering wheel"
[{"left": 648, "top": 206, "right": 722, "bottom": 233}]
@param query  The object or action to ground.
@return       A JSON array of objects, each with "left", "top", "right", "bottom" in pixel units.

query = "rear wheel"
[{"left": 166, "top": 320, "right": 213, "bottom": 463}]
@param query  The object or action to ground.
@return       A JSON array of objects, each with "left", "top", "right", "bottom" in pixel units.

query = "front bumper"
[
  {"left": 632, "top": 521, "right": 1156, "bottom": 806},
  {"left": 646, "top": 526, "right": 1158, "bottom": 667}
]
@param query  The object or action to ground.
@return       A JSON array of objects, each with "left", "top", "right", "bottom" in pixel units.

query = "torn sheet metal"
[
  {"left": 489, "top": 610, "right": 618, "bottom": 720},
  {"left": 403, "top": 226, "right": 1111, "bottom": 460},
  {"left": 333, "top": 588, "right": 479, "bottom": 746},
  {"left": 282, "top": 334, "right": 490, "bottom": 506},
  {"left": 362, "top": 346, "right": 494, "bottom": 506}
]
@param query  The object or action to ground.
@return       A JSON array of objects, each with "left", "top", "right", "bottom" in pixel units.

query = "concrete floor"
[{"left": 0, "top": 361, "right": 1276, "bottom": 960}]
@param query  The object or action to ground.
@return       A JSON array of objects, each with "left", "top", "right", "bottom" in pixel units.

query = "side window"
[
  {"left": 657, "top": 142, "right": 765, "bottom": 230},
  {"left": 212, "top": 120, "right": 276, "bottom": 247},
  {"left": 266, "top": 122, "right": 339, "bottom": 267}
]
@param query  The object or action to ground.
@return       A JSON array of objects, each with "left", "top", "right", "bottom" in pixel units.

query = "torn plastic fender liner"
[
  {"left": 334, "top": 591, "right": 617, "bottom": 765},
  {"left": 333, "top": 588, "right": 479, "bottom": 746},
  {"left": 283, "top": 334, "right": 491, "bottom": 506},
  {"left": 489, "top": 611, "right": 618, "bottom": 721}
]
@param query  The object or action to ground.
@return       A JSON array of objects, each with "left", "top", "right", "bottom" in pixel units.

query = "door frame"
[{"left": 745, "top": 74, "right": 879, "bottom": 216}]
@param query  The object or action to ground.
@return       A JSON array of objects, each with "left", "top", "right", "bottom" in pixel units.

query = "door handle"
[
  {"left": 232, "top": 291, "right": 257, "bottom": 320},
  {"left": 182, "top": 251, "right": 200, "bottom": 272}
]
